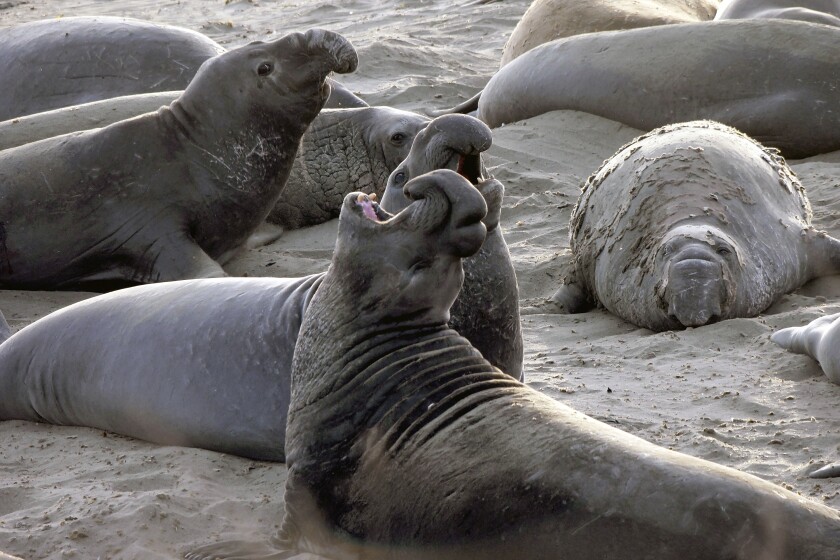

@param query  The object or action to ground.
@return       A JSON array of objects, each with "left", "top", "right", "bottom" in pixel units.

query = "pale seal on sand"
[
  {"left": 772, "top": 312, "right": 840, "bottom": 384},
  {"left": 715, "top": 0, "right": 840, "bottom": 26},
  {"left": 0, "top": 16, "right": 364, "bottom": 122},
  {"left": 552, "top": 120, "right": 840, "bottom": 331},
  {"left": 445, "top": 19, "right": 840, "bottom": 158},
  {"left": 187, "top": 169, "right": 840, "bottom": 560},
  {"left": 0, "top": 29, "right": 357, "bottom": 288},
  {"left": 0, "top": 100, "right": 428, "bottom": 231},
  {"left": 0, "top": 120, "right": 521, "bottom": 461},
  {"left": 500, "top": 0, "right": 718, "bottom": 66}
]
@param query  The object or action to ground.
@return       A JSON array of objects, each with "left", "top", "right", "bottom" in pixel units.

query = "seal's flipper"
[
  {"left": 549, "top": 282, "right": 594, "bottom": 314},
  {"left": 0, "top": 310, "right": 11, "bottom": 344},
  {"left": 426, "top": 91, "right": 482, "bottom": 118},
  {"left": 806, "top": 230, "right": 840, "bottom": 279},
  {"left": 147, "top": 239, "right": 227, "bottom": 282}
]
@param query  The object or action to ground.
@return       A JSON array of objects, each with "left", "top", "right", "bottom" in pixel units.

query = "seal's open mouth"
[
  {"left": 457, "top": 153, "right": 483, "bottom": 185},
  {"left": 355, "top": 193, "right": 391, "bottom": 222}
]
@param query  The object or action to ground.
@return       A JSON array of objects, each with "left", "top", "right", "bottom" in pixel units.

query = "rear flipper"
[
  {"left": 426, "top": 91, "right": 482, "bottom": 118},
  {"left": 771, "top": 312, "right": 840, "bottom": 385}
]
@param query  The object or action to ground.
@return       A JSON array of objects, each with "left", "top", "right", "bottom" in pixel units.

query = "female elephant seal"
[
  {"left": 0, "top": 115, "right": 521, "bottom": 461},
  {"left": 0, "top": 29, "right": 357, "bottom": 288},
  {"left": 0, "top": 16, "right": 364, "bottom": 121},
  {"left": 715, "top": 0, "right": 840, "bottom": 26},
  {"left": 772, "top": 313, "right": 840, "bottom": 384},
  {"left": 553, "top": 120, "right": 840, "bottom": 331},
  {"left": 456, "top": 19, "right": 840, "bottom": 158},
  {"left": 187, "top": 170, "right": 840, "bottom": 560}
]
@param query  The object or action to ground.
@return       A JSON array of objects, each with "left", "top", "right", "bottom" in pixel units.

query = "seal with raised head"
[
  {"left": 715, "top": 0, "right": 840, "bottom": 26},
  {"left": 187, "top": 169, "right": 840, "bottom": 560},
  {"left": 0, "top": 16, "right": 364, "bottom": 122},
  {"left": 552, "top": 120, "right": 840, "bottom": 331},
  {"left": 445, "top": 19, "right": 840, "bottom": 158},
  {"left": 0, "top": 118, "right": 522, "bottom": 461},
  {"left": 0, "top": 29, "right": 357, "bottom": 288},
  {"left": 772, "top": 313, "right": 840, "bottom": 384}
]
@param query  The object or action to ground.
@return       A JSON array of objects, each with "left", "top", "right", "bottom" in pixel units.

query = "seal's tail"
[{"left": 0, "top": 310, "right": 11, "bottom": 345}]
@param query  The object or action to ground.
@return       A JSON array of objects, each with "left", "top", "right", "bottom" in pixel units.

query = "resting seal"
[
  {"left": 0, "top": 29, "right": 357, "bottom": 288},
  {"left": 772, "top": 313, "right": 840, "bottom": 384},
  {"left": 451, "top": 19, "right": 840, "bottom": 158},
  {"left": 188, "top": 169, "right": 840, "bottom": 560},
  {"left": 552, "top": 121, "right": 840, "bottom": 331},
  {"left": 0, "top": 99, "right": 428, "bottom": 231},
  {"left": 0, "top": 117, "right": 521, "bottom": 461},
  {"left": 500, "top": 0, "right": 718, "bottom": 66},
  {"left": 0, "top": 16, "right": 363, "bottom": 122},
  {"left": 715, "top": 0, "right": 840, "bottom": 26}
]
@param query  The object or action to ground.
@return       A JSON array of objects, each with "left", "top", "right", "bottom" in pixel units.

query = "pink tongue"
[{"left": 357, "top": 199, "right": 379, "bottom": 221}]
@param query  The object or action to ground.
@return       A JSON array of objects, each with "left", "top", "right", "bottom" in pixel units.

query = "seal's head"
[
  {"left": 360, "top": 107, "right": 431, "bottom": 171},
  {"left": 181, "top": 28, "right": 358, "bottom": 133},
  {"left": 381, "top": 114, "right": 493, "bottom": 225},
  {"left": 655, "top": 224, "right": 741, "bottom": 328},
  {"left": 333, "top": 169, "right": 488, "bottom": 324}
]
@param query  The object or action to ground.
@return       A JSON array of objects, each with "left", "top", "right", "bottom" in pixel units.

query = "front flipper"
[
  {"left": 549, "top": 282, "right": 595, "bottom": 314},
  {"left": 139, "top": 235, "right": 227, "bottom": 282}
]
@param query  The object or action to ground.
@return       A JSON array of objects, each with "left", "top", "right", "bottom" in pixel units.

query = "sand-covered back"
[{"left": 0, "top": 1, "right": 838, "bottom": 558}]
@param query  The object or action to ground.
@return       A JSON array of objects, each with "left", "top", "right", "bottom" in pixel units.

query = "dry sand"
[{"left": 0, "top": 1, "right": 838, "bottom": 558}]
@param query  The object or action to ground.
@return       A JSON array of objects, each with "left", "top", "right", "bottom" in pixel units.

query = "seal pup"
[
  {"left": 443, "top": 19, "right": 840, "bottom": 158},
  {"left": 0, "top": 29, "right": 357, "bottom": 289},
  {"left": 715, "top": 0, "right": 840, "bottom": 26},
  {"left": 381, "top": 114, "right": 523, "bottom": 380},
  {"left": 187, "top": 169, "right": 840, "bottom": 560},
  {"left": 552, "top": 120, "right": 840, "bottom": 331},
  {"left": 0, "top": 117, "right": 521, "bottom": 461},
  {"left": 0, "top": 16, "right": 364, "bottom": 121},
  {"left": 772, "top": 313, "right": 840, "bottom": 384},
  {"left": 500, "top": 0, "right": 718, "bottom": 66}
]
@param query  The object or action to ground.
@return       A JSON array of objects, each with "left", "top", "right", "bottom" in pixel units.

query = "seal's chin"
[{"left": 354, "top": 193, "right": 390, "bottom": 222}]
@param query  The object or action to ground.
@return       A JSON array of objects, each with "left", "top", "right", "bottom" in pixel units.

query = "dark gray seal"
[
  {"left": 0, "top": 117, "right": 522, "bottom": 461},
  {"left": 443, "top": 19, "right": 840, "bottom": 158},
  {"left": 715, "top": 0, "right": 840, "bottom": 26},
  {"left": 187, "top": 169, "right": 840, "bottom": 560},
  {"left": 552, "top": 120, "right": 840, "bottom": 331},
  {"left": 0, "top": 29, "right": 357, "bottom": 288},
  {"left": 0, "top": 16, "right": 364, "bottom": 122}
]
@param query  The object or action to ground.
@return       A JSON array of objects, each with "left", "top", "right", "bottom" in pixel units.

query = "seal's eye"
[
  {"left": 393, "top": 171, "right": 406, "bottom": 184},
  {"left": 391, "top": 132, "right": 406, "bottom": 144},
  {"left": 257, "top": 62, "right": 273, "bottom": 77},
  {"left": 716, "top": 247, "right": 731, "bottom": 257}
]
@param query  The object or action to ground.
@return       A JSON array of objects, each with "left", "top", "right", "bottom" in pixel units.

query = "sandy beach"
[{"left": 0, "top": 1, "right": 839, "bottom": 558}]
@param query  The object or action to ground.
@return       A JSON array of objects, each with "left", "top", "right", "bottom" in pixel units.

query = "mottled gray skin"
[
  {"left": 0, "top": 129, "right": 518, "bottom": 461},
  {"left": 0, "top": 16, "right": 363, "bottom": 123},
  {"left": 188, "top": 170, "right": 840, "bottom": 560},
  {"left": 0, "top": 16, "right": 225, "bottom": 121},
  {"left": 0, "top": 30, "right": 357, "bottom": 289},
  {"left": 381, "top": 114, "right": 523, "bottom": 380},
  {"left": 772, "top": 312, "right": 840, "bottom": 384},
  {"left": 268, "top": 107, "right": 430, "bottom": 229},
  {"left": 715, "top": 0, "right": 840, "bottom": 26},
  {"left": 553, "top": 121, "right": 840, "bottom": 331},
  {"left": 460, "top": 19, "right": 840, "bottom": 158}
]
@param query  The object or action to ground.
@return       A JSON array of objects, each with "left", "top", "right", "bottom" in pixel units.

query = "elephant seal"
[
  {"left": 0, "top": 98, "right": 430, "bottom": 231},
  {"left": 0, "top": 118, "right": 521, "bottom": 461},
  {"left": 450, "top": 19, "right": 840, "bottom": 158},
  {"left": 552, "top": 121, "right": 840, "bottom": 331},
  {"left": 715, "top": 0, "right": 840, "bottom": 26},
  {"left": 0, "top": 29, "right": 357, "bottom": 288},
  {"left": 500, "top": 0, "right": 718, "bottom": 66},
  {"left": 187, "top": 169, "right": 840, "bottom": 560},
  {"left": 772, "top": 312, "right": 840, "bottom": 384},
  {"left": 381, "top": 114, "right": 523, "bottom": 380},
  {"left": 0, "top": 16, "right": 364, "bottom": 122}
]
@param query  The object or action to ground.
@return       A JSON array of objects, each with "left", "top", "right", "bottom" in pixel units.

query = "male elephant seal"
[
  {"left": 772, "top": 313, "right": 840, "bottom": 384},
  {"left": 0, "top": 16, "right": 364, "bottom": 122},
  {"left": 187, "top": 169, "right": 840, "bottom": 560},
  {"left": 0, "top": 117, "right": 521, "bottom": 461},
  {"left": 552, "top": 121, "right": 840, "bottom": 331},
  {"left": 453, "top": 19, "right": 840, "bottom": 158},
  {"left": 500, "top": 0, "right": 718, "bottom": 66},
  {"left": 0, "top": 29, "right": 357, "bottom": 288},
  {"left": 715, "top": 0, "right": 840, "bottom": 26}
]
